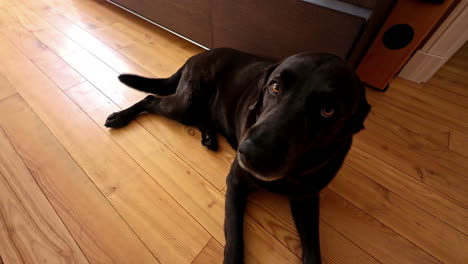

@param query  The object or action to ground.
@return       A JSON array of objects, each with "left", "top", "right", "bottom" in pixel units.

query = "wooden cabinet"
[
  {"left": 110, "top": 0, "right": 392, "bottom": 61},
  {"left": 212, "top": 0, "right": 365, "bottom": 59},
  {"left": 111, "top": 0, "right": 212, "bottom": 46}
]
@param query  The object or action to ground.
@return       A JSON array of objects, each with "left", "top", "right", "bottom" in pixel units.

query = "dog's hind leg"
[
  {"left": 105, "top": 95, "right": 160, "bottom": 128},
  {"left": 105, "top": 68, "right": 185, "bottom": 128}
]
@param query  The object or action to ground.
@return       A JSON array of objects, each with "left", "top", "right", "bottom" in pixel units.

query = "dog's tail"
[{"left": 118, "top": 69, "right": 181, "bottom": 96}]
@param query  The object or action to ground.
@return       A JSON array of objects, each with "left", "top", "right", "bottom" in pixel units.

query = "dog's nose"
[
  {"left": 238, "top": 139, "right": 254, "bottom": 156},
  {"left": 238, "top": 139, "right": 271, "bottom": 172}
]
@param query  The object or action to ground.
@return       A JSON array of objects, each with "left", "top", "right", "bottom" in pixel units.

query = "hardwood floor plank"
[
  {"left": 242, "top": 218, "right": 302, "bottom": 264},
  {"left": 0, "top": 95, "right": 158, "bottom": 264},
  {"left": 449, "top": 130, "right": 468, "bottom": 157},
  {"left": 62, "top": 50, "right": 146, "bottom": 107},
  {"left": 392, "top": 78, "right": 468, "bottom": 117},
  {"left": 427, "top": 43, "right": 468, "bottom": 97},
  {"left": 5, "top": 3, "right": 84, "bottom": 57},
  {"left": 0, "top": 22, "right": 50, "bottom": 60},
  {"left": 0, "top": 7, "right": 15, "bottom": 26},
  {"left": 32, "top": 27, "right": 83, "bottom": 56},
  {"left": 39, "top": 0, "right": 133, "bottom": 50},
  {"left": 0, "top": 34, "right": 209, "bottom": 264},
  {"left": 86, "top": 23, "right": 133, "bottom": 50},
  {"left": 0, "top": 72, "right": 15, "bottom": 100},
  {"left": 17, "top": 0, "right": 57, "bottom": 17},
  {"left": 41, "top": 13, "right": 153, "bottom": 76},
  {"left": 62, "top": 50, "right": 233, "bottom": 190},
  {"left": 192, "top": 239, "right": 224, "bottom": 264},
  {"left": 329, "top": 166, "right": 468, "bottom": 263},
  {"left": 4, "top": 5, "right": 50, "bottom": 31},
  {"left": 366, "top": 96, "right": 451, "bottom": 147},
  {"left": 354, "top": 131, "right": 468, "bottom": 206},
  {"left": 39, "top": 0, "right": 115, "bottom": 31},
  {"left": 368, "top": 80, "right": 468, "bottom": 134},
  {"left": 347, "top": 147, "right": 468, "bottom": 234},
  {"left": 0, "top": 22, "right": 85, "bottom": 90},
  {"left": 320, "top": 189, "right": 440, "bottom": 264},
  {"left": 119, "top": 42, "right": 186, "bottom": 78},
  {"left": 429, "top": 67, "right": 468, "bottom": 97},
  {"left": 66, "top": 81, "right": 302, "bottom": 264},
  {"left": 419, "top": 84, "right": 468, "bottom": 109},
  {"left": 0, "top": 127, "right": 89, "bottom": 264},
  {"left": 247, "top": 191, "right": 380, "bottom": 264},
  {"left": 66, "top": 81, "right": 225, "bottom": 243},
  {"left": 363, "top": 111, "right": 468, "bottom": 178}
]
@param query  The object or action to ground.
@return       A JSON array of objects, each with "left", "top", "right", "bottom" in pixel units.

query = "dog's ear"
[
  {"left": 249, "top": 64, "right": 278, "bottom": 110},
  {"left": 260, "top": 64, "right": 278, "bottom": 87},
  {"left": 350, "top": 98, "right": 371, "bottom": 134}
]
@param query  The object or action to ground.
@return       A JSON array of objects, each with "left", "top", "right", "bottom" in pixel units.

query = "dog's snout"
[
  {"left": 238, "top": 139, "right": 254, "bottom": 155},
  {"left": 238, "top": 139, "right": 261, "bottom": 166},
  {"left": 238, "top": 138, "right": 279, "bottom": 174}
]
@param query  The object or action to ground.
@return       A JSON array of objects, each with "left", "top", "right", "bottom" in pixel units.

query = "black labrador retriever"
[{"left": 105, "top": 48, "right": 370, "bottom": 264}]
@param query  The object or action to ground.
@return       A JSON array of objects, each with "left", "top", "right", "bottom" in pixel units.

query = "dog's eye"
[
  {"left": 269, "top": 81, "right": 280, "bottom": 95},
  {"left": 321, "top": 107, "right": 334, "bottom": 118}
]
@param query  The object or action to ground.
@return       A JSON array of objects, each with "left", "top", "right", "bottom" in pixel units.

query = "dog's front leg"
[
  {"left": 224, "top": 161, "right": 249, "bottom": 264},
  {"left": 290, "top": 193, "right": 322, "bottom": 264}
]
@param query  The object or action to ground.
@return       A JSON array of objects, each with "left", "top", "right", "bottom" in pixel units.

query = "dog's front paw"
[
  {"left": 201, "top": 133, "right": 218, "bottom": 151},
  {"left": 105, "top": 112, "right": 131, "bottom": 128}
]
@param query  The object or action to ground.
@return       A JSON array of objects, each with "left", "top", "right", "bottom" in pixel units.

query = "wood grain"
[
  {"left": 119, "top": 42, "right": 185, "bottom": 77},
  {"left": 354, "top": 132, "right": 468, "bottom": 207},
  {"left": 0, "top": 33, "right": 210, "bottom": 264},
  {"left": 66, "top": 81, "right": 226, "bottom": 244},
  {"left": 365, "top": 94, "right": 451, "bottom": 147},
  {"left": 320, "top": 189, "right": 440, "bottom": 264},
  {"left": 17, "top": 0, "right": 57, "bottom": 17},
  {"left": 32, "top": 27, "right": 83, "bottom": 56},
  {"left": 4, "top": 5, "right": 50, "bottom": 31},
  {"left": 0, "top": 127, "right": 89, "bottom": 264},
  {"left": 368, "top": 79, "right": 468, "bottom": 134},
  {"left": 40, "top": 14, "right": 153, "bottom": 76},
  {"left": 0, "top": 7, "right": 15, "bottom": 26},
  {"left": 0, "top": 72, "right": 15, "bottom": 100},
  {"left": 247, "top": 190, "right": 379, "bottom": 264},
  {"left": 0, "top": 22, "right": 85, "bottom": 90},
  {"left": 347, "top": 147, "right": 468, "bottom": 234},
  {"left": 422, "top": 83, "right": 468, "bottom": 109},
  {"left": 192, "top": 239, "right": 224, "bottom": 264},
  {"left": 329, "top": 166, "right": 468, "bottom": 263},
  {"left": 0, "top": 94, "right": 159, "bottom": 263},
  {"left": 363, "top": 109, "right": 468, "bottom": 178},
  {"left": 449, "top": 130, "right": 468, "bottom": 157}
]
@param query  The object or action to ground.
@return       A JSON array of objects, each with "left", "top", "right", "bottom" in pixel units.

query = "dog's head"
[{"left": 237, "top": 53, "right": 370, "bottom": 182}]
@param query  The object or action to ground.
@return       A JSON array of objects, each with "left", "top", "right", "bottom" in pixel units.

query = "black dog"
[{"left": 105, "top": 48, "right": 370, "bottom": 264}]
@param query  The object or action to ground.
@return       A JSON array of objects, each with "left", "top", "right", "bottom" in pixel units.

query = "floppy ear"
[
  {"left": 350, "top": 99, "right": 371, "bottom": 133},
  {"left": 248, "top": 64, "right": 277, "bottom": 110}
]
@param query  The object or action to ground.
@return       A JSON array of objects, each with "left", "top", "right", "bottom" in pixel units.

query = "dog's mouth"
[{"left": 237, "top": 153, "right": 285, "bottom": 182}]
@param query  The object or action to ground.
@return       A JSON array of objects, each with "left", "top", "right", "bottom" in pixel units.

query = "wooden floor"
[{"left": 0, "top": 0, "right": 466, "bottom": 263}]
